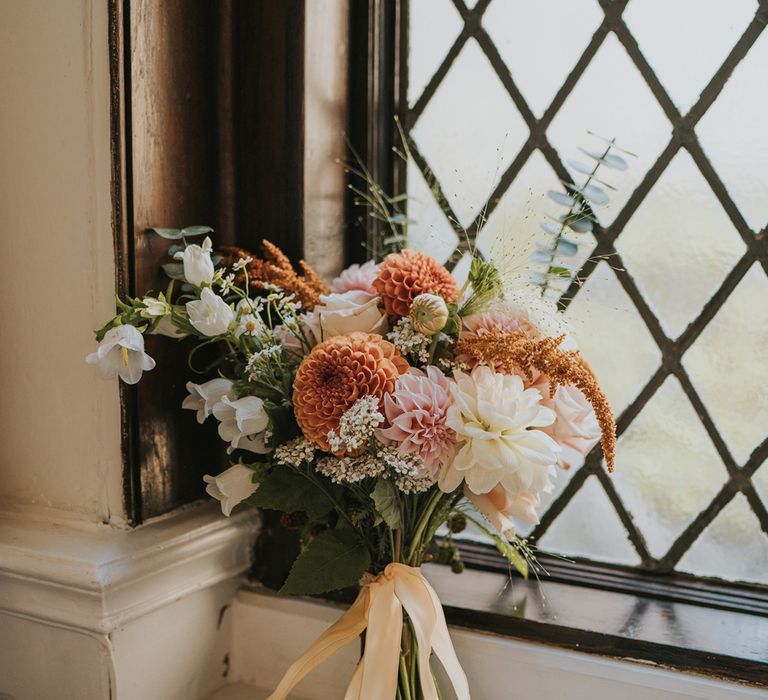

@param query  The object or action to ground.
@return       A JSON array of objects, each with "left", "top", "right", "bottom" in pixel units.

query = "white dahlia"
[{"left": 439, "top": 366, "right": 560, "bottom": 495}]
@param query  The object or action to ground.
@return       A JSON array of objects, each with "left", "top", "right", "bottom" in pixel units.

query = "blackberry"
[
  {"left": 279, "top": 512, "right": 308, "bottom": 531},
  {"left": 448, "top": 514, "right": 467, "bottom": 534}
]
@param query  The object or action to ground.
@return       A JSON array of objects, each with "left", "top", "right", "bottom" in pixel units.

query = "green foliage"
[
  {"left": 371, "top": 478, "right": 402, "bottom": 530},
  {"left": 150, "top": 225, "right": 213, "bottom": 240},
  {"left": 459, "top": 256, "right": 503, "bottom": 317},
  {"left": 248, "top": 468, "right": 334, "bottom": 520},
  {"left": 280, "top": 527, "right": 371, "bottom": 595}
]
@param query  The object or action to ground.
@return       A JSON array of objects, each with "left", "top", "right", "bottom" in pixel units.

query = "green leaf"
[
  {"left": 161, "top": 262, "right": 186, "bottom": 281},
  {"left": 371, "top": 479, "right": 401, "bottom": 530},
  {"left": 151, "top": 227, "right": 183, "bottom": 240},
  {"left": 549, "top": 266, "right": 572, "bottom": 279},
  {"left": 248, "top": 468, "right": 333, "bottom": 520},
  {"left": 280, "top": 528, "right": 371, "bottom": 595},
  {"left": 181, "top": 225, "right": 214, "bottom": 236}
]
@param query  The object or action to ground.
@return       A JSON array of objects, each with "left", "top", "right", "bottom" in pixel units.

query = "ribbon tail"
[
  {"left": 344, "top": 660, "right": 364, "bottom": 700},
  {"left": 393, "top": 566, "right": 440, "bottom": 700},
  {"left": 424, "top": 581, "right": 471, "bottom": 700},
  {"left": 267, "top": 588, "right": 371, "bottom": 700},
  {"left": 358, "top": 577, "right": 403, "bottom": 700}
]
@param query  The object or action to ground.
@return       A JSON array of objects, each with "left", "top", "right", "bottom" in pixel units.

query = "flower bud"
[{"left": 409, "top": 293, "right": 449, "bottom": 336}]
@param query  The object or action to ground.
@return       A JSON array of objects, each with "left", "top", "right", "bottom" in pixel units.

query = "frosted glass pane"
[
  {"left": 483, "top": 0, "right": 602, "bottom": 117},
  {"left": 565, "top": 261, "right": 662, "bottom": 414},
  {"left": 612, "top": 377, "right": 728, "bottom": 558},
  {"left": 412, "top": 38, "right": 529, "bottom": 228},
  {"left": 406, "top": 159, "right": 459, "bottom": 264},
  {"left": 677, "top": 494, "right": 768, "bottom": 584},
  {"left": 407, "top": 0, "right": 463, "bottom": 105},
  {"left": 547, "top": 33, "right": 671, "bottom": 226},
  {"left": 616, "top": 150, "right": 746, "bottom": 339},
  {"left": 696, "top": 31, "right": 768, "bottom": 232},
  {"left": 538, "top": 476, "right": 640, "bottom": 565},
  {"left": 683, "top": 264, "right": 768, "bottom": 465},
  {"left": 624, "top": 0, "right": 756, "bottom": 113}
]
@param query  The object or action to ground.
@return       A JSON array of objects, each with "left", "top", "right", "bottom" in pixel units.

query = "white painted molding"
[
  {"left": 226, "top": 589, "right": 766, "bottom": 700},
  {"left": 0, "top": 503, "right": 259, "bottom": 634}
]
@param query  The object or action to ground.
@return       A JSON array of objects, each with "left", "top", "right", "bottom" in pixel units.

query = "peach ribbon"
[{"left": 267, "top": 563, "right": 471, "bottom": 700}]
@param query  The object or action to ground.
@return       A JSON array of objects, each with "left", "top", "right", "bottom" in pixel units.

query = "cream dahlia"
[
  {"left": 376, "top": 366, "right": 455, "bottom": 478},
  {"left": 292, "top": 332, "right": 408, "bottom": 454},
  {"left": 439, "top": 366, "right": 560, "bottom": 495},
  {"left": 373, "top": 250, "right": 459, "bottom": 319}
]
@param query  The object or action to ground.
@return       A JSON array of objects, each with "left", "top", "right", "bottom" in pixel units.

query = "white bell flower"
[
  {"left": 182, "top": 378, "right": 234, "bottom": 424},
  {"left": 139, "top": 295, "right": 171, "bottom": 319},
  {"left": 212, "top": 395, "right": 270, "bottom": 453},
  {"left": 150, "top": 314, "right": 189, "bottom": 338},
  {"left": 203, "top": 464, "right": 258, "bottom": 516},
  {"left": 186, "top": 287, "right": 234, "bottom": 337},
  {"left": 173, "top": 236, "right": 215, "bottom": 286},
  {"left": 85, "top": 325, "right": 156, "bottom": 385}
]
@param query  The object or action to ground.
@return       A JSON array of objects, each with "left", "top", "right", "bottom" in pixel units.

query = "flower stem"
[
  {"left": 399, "top": 653, "right": 413, "bottom": 700},
  {"left": 408, "top": 491, "right": 444, "bottom": 565}
]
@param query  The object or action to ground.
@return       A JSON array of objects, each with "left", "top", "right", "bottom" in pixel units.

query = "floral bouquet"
[{"left": 87, "top": 229, "right": 615, "bottom": 699}]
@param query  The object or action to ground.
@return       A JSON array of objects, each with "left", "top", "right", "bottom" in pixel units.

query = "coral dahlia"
[
  {"left": 373, "top": 250, "right": 459, "bottom": 319},
  {"left": 292, "top": 332, "right": 408, "bottom": 454}
]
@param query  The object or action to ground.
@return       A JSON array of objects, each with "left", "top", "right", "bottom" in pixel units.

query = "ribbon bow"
[{"left": 267, "top": 563, "right": 470, "bottom": 700}]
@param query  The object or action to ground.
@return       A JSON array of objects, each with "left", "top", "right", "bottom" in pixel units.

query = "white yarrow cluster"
[
  {"left": 245, "top": 345, "right": 282, "bottom": 381},
  {"left": 395, "top": 474, "right": 433, "bottom": 494},
  {"left": 274, "top": 437, "right": 316, "bottom": 467},
  {"left": 316, "top": 454, "right": 385, "bottom": 484},
  {"left": 327, "top": 396, "right": 384, "bottom": 453},
  {"left": 386, "top": 317, "right": 431, "bottom": 363}
]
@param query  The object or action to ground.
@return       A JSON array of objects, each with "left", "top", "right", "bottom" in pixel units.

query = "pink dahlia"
[
  {"left": 376, "top": 366, "right": 455, "bottom": 478},
  {"left": 331, "top": 260, "right": 380, "bottom": 294}
]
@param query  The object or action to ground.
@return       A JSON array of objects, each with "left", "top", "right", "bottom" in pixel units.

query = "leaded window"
[{"left": 396, "top": 0, "right": 768, "bottom": 584}]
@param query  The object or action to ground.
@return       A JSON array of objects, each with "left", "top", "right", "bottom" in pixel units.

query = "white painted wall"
[{"left": 0, "top": 0, "right": 124, "bottom": 524}]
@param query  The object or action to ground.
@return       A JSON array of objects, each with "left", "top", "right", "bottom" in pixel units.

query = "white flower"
[
  {"left": 234, "top": 298, "right": 266, "bottom": 338},
  {"left": 140, "top": 294, "right": 171, "bottom": 319},
  {"left": 182, "top": 377, "right": 234, "bottom": 424},
  {"left": 203, "top": 464, "right": 258, "bottom": 516},
  {"left": 212, "top": 395, "right": 269, "bottom": 453},
  {"left": 303, "top": 290, "right": 388, "bottom": 340},
  {"left": 186, "top": 287, "right": 234, "bottom": 336},
  {"left": 85, "top": 325, "right": 156, "bottom": 385},
  {"left": 439, "top": 366, "right": 560, "bottom": 495},
  {"left": 232, "top": 255, "right": 253, "bottom": 271},
  {"left": 465, "top": 480, "right": 552, "bottom": 541},
  {"left": 173, "top": 236, "right": 215, "bottom": 286}
]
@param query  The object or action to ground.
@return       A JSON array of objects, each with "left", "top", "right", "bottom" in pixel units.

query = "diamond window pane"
[
  {"left": 623, "top": 0, "right": 756, "bottom": 113},
  {"left": 538, "top": 476, "right": 640, "bottom": 566},
  {"left": 546, "top": 33, "right": 671, "bottom": 226},
  {"left": 696, "top": 31, "right": 768, "bottom": 232},
  {"left": 406, "top": 159, "right": 459, "bottom": 264},
  {"left": 677, "top": 494, "right": 768, "bottom": 585},
  {"left": 753, "top": 461, "right": 768, "bottom": 511},
  {"left": 407, "top": 0, "right": 464, "bottom": 105},
  {"left": 683, "top": 263, "right": 768, "bottom": 465},
  {"left": 615, "top": 150, "right": 746, "bottom": 339},
  {"left": 411, "top": 38, "right": 529, "bottom": 228},
  {"left": 612, "top": 376, "right": 728, "bottom": 558},
  {"left": 482, "top": 0, "right": 603, "bottom": 117},
  {"left": 564, "top": 261, "right": 661, "bottom": 414}
]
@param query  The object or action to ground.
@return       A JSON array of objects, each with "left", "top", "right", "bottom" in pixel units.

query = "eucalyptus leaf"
[
  {"left": 560, "top": 213, "right": 593, "bottom": 233},
  {"left": 530, "top": 250, "right": 553, "bottom": 264},
  {"left": 539, "top": 220, "right": 562, "bottom": 236},
  {"left": 371, "top": 478, "right": 401, "bottom": 530},
  {"left": 581, "top": 183, "right": 609, "bottom": 206},
  {"left": 549, "top": 266, "right": 572, "bottom": 279},
  {"left": 280, "top": 528, "right": 371, "bottom": 595},
  {"left": 566, "top": 159, "right": 594, "bottom": 176},
  {"left": 528, "top": 272, "right": 547, "bottom": 285},
  {"left": 167, "top": 244, "right": 185, "bottom": 256},
  {"left": 151, "top": 228, "right": 183, "bottom": 240},
  {"left": 555, "top": 239, "right": 578, "bottom": 257},
  {"left": 161, "top": 262, "right": 186, "bottom": 281},
  {"left": 181, "top": 225, "right": 214, "bottom": 236},
  {"left": 602, "top": 153, "right": 629, "bottom": 171},
  {"left": 546, "top": 190, "right": 576, "bottom": 208}
]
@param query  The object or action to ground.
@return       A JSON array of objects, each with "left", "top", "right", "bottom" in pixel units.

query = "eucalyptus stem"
[{"left": 408, "top": 490, "right": 444, "bottom": 565}]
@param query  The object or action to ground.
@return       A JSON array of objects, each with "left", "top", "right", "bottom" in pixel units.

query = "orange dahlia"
[
  {"left": 292, "top": 332, "right": 409, "bottom": 453},
  {"left": 372, "top": 250, "right": 459, "bottom": 319}
]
